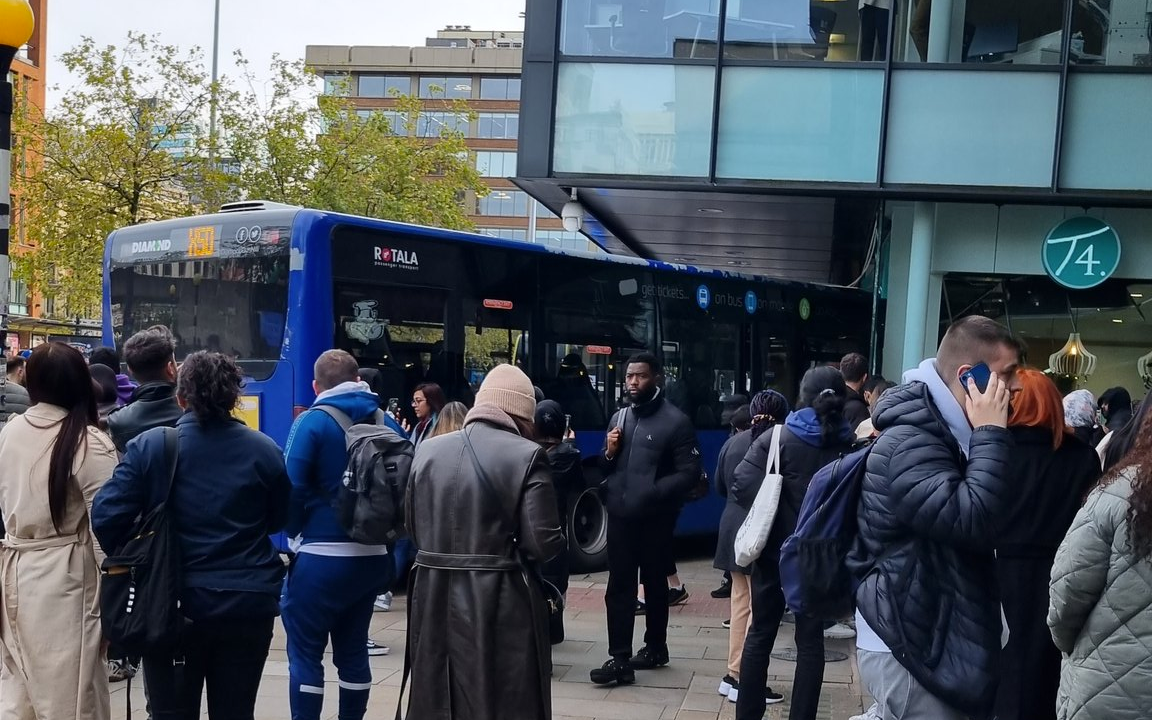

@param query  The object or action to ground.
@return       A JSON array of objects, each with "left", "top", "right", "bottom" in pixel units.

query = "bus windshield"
[{"left": 107, "top": 214, "right": 293, "bottom": 377}]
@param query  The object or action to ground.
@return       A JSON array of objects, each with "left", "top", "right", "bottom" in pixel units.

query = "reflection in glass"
[
  {"left": 418, "top": 76, "right": 473, "bottom": 99},
  {"left": 553, "top": 63, "right": 714, "bottom": 177},
  {"left": 1060, "top": 74, "right": 1152, "bottom": 191},
  {"left": 560, "top": 0, "right": 718, "bottom": 58},
  {"left": 884, "top": 70, "right": 1059, "bottom": 187},
  {"left": 716, "top": 67, "right": 884, "bottom": 182},
  {"left": 1070, "top": 0, "right": 1152, "bottom": 65},
  {"left": 891, "top": 0, "right": 1066, "bottom": 64}
]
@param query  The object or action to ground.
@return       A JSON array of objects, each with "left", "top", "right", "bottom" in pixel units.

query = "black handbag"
[
  {"left": 461, "top": 429, "right": 566, "bottom": 644},
  {"left": 100, "top": 427, "right": 186, "bottom": 655}
]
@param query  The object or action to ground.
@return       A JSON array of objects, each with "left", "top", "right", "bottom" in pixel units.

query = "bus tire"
[{"left": 567, "top": 487, "right": 609, "bottom": 573}]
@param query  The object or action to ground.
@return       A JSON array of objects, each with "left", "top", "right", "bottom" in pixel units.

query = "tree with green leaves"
[
  {"left": 14, "top": 36, "right": 489, "bottom": 319},
  {"left": 217, "top": 57, "right": 487, "bottom": 229},
  {"left": 13, "top": 33, "right": 211, "bottom": 318}
]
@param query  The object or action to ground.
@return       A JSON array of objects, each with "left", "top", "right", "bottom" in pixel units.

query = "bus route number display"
[{"left": 188, "top": 226, "right": 217, "bottom": 258}]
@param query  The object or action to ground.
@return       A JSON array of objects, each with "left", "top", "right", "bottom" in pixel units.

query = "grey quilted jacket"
[{"left": 1049, "top": 471, "right": 1152, "bottom": 720}]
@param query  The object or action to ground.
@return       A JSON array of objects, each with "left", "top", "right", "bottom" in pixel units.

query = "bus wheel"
[{"left": 567, "top": 487, "right": 609, "bottom": 573}]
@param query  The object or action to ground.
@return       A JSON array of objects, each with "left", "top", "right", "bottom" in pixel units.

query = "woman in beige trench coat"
[{"left": 0, "top": 343, "right": 118, "bottom": 720}]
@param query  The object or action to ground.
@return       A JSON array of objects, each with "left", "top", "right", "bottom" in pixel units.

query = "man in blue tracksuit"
[{"left": 281, "top": 349, "right": 403, "bottom": 720}]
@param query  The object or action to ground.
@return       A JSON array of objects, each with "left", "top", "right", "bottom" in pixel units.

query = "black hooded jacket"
[{"left": 847, "top": 381, "right": 1013, "bottom": 717}]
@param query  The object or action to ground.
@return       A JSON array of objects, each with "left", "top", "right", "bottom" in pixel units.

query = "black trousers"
[
  {"left": 143, "top": 616, "right": 275, "bottom": 720},
  {"left": 859, "top": 5, "right": 891, "bottom": 61},
  {"left": 736, "top": 553, "right": 826, "bottom": 720},
  {"left": 604, "top": 510, "right": 678, "bottom": 659}
]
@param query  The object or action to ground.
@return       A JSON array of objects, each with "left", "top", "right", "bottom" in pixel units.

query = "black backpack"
[
  {"left": 100, "top": 427, "right": 186, "bottom": 654},
  {"left": 315, "top": 407, "right": 414, "bottom": 545}
]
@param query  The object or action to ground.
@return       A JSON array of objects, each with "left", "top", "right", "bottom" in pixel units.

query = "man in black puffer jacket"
[
  {"left": 848, "top": 316, "right": 1020, "bottom": 719},
  {"left": 106, "top": 326, "right": 183, "bottom": 453},
  {"left": 590, "top": 352, "right": 701, "bottom": 686}
]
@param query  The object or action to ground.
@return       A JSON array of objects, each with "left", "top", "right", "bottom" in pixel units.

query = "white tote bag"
[{"left": 733, "top": 425, "right": 783, "bottom": 567}]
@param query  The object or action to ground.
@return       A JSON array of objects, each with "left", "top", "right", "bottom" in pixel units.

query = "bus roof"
[{"left": 105, "top": 205, "right": 869, "bottom": 298}]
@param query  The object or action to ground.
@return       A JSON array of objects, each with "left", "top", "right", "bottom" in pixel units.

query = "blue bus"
[{"left": 103, "top": 201, "right": 876, "bottom": 570}]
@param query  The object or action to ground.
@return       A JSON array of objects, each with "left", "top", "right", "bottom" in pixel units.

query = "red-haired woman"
[{"left": 995, "top": 369, "right": 1099, "bottom": 720}]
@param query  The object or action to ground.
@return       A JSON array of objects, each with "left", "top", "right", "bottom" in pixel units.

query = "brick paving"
[{"left": 110, "top": 557, "right": 870, "bottom": 719}]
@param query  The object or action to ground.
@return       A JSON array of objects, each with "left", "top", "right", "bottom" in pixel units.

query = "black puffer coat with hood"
[{"left": 847, "top": 380, "right": 1013, "bottom": 717}]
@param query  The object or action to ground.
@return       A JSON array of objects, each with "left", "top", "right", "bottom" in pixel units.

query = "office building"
[
  {"left": 306, "top": 27, "right": 598, "bottom": 252},
  {"left": 515, "top": 0, "right": 1152, "bottom": 396}
]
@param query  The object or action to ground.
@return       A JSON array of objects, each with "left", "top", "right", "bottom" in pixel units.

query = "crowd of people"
[{"left": 1, "top": 313, "right": 1151, "bottom": 720}]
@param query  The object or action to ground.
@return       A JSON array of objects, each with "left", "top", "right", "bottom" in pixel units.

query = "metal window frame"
[{"left": 533, "top": 0, "right": 1152, "bottom": 202}]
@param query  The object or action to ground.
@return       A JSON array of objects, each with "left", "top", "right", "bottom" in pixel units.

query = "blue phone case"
[{"left": 960, "top": 363, "right": 992, "bottom": 393}]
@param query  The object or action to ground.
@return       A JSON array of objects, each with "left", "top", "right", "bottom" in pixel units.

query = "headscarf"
[
  {"left": 1062, "top": 389, "right": 1097, "bottom": 430},
  {"left": 749, "top": 389, "right": 789, "bottom": 441}
]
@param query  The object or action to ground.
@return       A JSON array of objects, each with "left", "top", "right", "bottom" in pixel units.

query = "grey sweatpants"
[{"left": 857, "top": 649, "right": 967, "bottom": 720}]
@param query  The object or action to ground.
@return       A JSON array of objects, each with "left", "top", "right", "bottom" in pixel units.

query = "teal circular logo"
[
  {"left": 1043, "top": 217, "right": 1121, "bottom": 290},
  {"left": 799, "top": 298, "right": 811, "bottom": 321}
]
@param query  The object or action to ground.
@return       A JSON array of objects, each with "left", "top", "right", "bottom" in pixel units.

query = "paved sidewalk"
[{"left": 110, "top": 557, "right": 870, "bottom": 719}]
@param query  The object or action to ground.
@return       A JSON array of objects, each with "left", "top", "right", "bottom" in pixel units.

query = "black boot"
[
  {"left": 629, "top": 644, "right": 670, "bottom": 670},
  {"left": 590, "top": 658, "right": 636, "bottom": 685}
]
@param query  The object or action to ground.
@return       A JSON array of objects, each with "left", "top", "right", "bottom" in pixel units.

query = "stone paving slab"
[{"left": 109, "top": 557, "right": 869, "bottom": 719}]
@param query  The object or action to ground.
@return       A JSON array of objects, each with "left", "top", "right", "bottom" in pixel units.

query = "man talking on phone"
[
  {"left": 590, "top": 353, "right": 701, "bottom": 685},
  {"left": 848, "top": 316, "right": 1022, "bottom": 720}
]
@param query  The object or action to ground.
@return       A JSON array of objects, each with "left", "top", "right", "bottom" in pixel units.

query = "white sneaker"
[
  {"left": 849, "top": 702, "right": 882, "bottom": 720},
  {"left": 718, "top": 675, "right": 737, "bottom": 696},
  {"left": 823, "top": 621, "right": 857, "bottom": 640},
  {"left": 374, "top": 592, "right": 393, "bottom": 612}
]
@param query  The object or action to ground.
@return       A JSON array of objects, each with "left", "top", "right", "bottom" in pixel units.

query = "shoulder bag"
[{"left": 733, "top": 424, "right": 784, "bottom": 567}]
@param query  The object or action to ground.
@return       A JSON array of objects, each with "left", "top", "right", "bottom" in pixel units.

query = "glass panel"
[
  {"left": 323, "top": 73, "right": 350, "bottom": 96},
  {"left": 416, "top": 111, "right": 469, "bottom": 137},
  {"left": 479, "top": 228, "right": 530, "bottom": 241},
  {"left": 479, "top": 77, "right": 522, "bottom": 100},
  {"left": 477, "top": 112, "right": 520, "bottom": 139},
  {"left": 1060, "top": 74, "right": 1152, "bottom": 191},
  {"left": 554, "top": 62, "right": 714, "bottom": 177},
  {"left": 419, "top": 76, "right": 474, "bottom": 99},
  {"left": 109, "top": 257, "right": 289, "bottom": 374},
  {"left": 477, "top": 190, "right": 531, "bottom": 216},
  {"left": 356, "top": 109, "right": 408, "bottom": 135},
  {"left": 357, "top": 75, "right": 410, "bottom": 97},
  {"left": 716, "top": 66, "right": 884, "bottom": 183},
  {"left": 722, "top": 0, "right": 850, "bottom": 62},
  {"left": 1070, "top": 0, "right": 1151, "bottom": 66},
  {"left": 884, "top": 69, "right": 1058, "bottom": 187},
  {"left": 560, "top": 0, "right": 721, "bottom": 59},
  {"left": 890, "top": 0, "right": 1066, "bottom": 64},
  {"left": 475, "top": 151, "right": 518, "bottom": 178},
  {"left": 662, "top": 315, "right": 740, "bottom": 429}
]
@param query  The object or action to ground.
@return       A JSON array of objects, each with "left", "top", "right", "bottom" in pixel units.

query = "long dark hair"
[
  {"left": 796, "top": 366, "right": 848, "bottom": 445},
  {"left": 1103, "top": 393, "right": 1152, "bottom": 474},
  {"left": 24, "top": 343, "right": 98, "bottom": 533},
  {"left": 1102, "top": 408, "right": 1152, "bottom": 560},
  {"left": 177, "top": 351, "right": 242, "bottom": 423}
]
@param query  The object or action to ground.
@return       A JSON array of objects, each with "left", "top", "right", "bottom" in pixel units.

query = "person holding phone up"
[
  {"left": 847, "top": 316, "right": 1022, "bottom": 720},
  {"left": 590, "top": 353, "right": 701, "bottom": 686}
]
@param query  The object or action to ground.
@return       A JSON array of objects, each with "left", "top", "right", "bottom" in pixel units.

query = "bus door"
[{"left": 333, "top": 282, "right": 448, "bottom": 426}]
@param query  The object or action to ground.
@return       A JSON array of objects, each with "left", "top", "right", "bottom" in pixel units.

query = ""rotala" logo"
[{"left": 373, "top": 246, "right": 419, "bottom": 270}]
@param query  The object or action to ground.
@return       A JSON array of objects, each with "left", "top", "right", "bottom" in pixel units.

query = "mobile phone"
[
  {"left": 959, "top": 362, "right": 992, "bottom": 394},
  {"left": 387, "top": 397, "right": 400, "bottom": 416},
  {"left": 563, "top": 414, "right": 572, "bottom": 439}
]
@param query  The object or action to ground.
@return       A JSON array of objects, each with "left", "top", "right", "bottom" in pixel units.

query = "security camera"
[
  {"left": 561, "top": 201, "right": 584, "bottom": 232},
  {"left": 561, "top": 188, "right": 583, "bottom": 232}
]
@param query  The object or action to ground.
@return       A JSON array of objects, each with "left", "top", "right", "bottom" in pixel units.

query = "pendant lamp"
[{"left": 1048, "top": 332, "right": 1098, "bottom": 379}]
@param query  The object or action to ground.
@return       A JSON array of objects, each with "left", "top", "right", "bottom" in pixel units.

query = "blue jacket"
[
  {"left": 92, "top": 413, "right": 290, "bottom": 621},
  {"left": 283, "top": 389, "right": 406, "bottom": 543}
]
